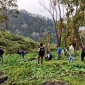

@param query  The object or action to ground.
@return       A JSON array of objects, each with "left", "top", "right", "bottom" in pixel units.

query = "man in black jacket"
[
  {"left": 81, "top": 44, "right": 85, "bottom": 61},
  {"left": 0, "top": 47, "right": 4, "bottom": 63}
]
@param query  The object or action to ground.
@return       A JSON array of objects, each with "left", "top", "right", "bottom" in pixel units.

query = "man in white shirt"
[{"left": 68, "top": 43, "right": 75, "bottom": 63}]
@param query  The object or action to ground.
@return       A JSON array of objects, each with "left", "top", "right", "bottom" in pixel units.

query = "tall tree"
[
  {"left": 64, "top": 0, "right": 85, "bottom": 47},
  {"left": 46, "top": 32, "right": 51, "bottom": 51},
  {"left": 39, "top": 0, "right": 65, "bottom": 46},
  {"left": 0, "top": 0, "right": 19, "bottom": 30}
]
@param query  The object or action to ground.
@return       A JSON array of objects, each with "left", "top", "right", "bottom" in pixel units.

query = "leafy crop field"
[{"left": 0, "top": 51, "right": 85, "bottom": 85}]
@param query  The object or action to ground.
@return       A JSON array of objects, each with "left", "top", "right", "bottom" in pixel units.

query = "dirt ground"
[
  {"left": 42, "top": 80, "right": 69, "bottom": 85},
  {"left": 0, "top": 71, "right": 8, "bottom": 84}
]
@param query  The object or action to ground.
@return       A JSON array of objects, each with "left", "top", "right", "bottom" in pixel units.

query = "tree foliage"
[
  {"left": 0, "top": 0, "right": 19, "bottom": 29},
  {"left": 39, "top": 0, "right": 85, "bottom": 48},
  {"left": 39, "top": 0, "right": 65, "bottom": 46},
  {"left": 8, "top": 10, "right": 55, "bottom": 43},
  {"left": 63, "top": 0, "right": 85, "bottom": 48}
]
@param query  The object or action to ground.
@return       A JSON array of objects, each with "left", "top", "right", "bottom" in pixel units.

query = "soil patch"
[
  {"left": 28, "top": 58, "right": 37, "bottom": 61},
  {"left": 42, "top": 80, "right": 69, "bottom": 85},
  {"left": 0, "top": 71, "right": 8, "bottom": 84}
]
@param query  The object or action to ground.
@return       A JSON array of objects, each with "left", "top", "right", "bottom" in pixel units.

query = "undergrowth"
[{"left": 0, "top": 51, "right": 85, "bottom": 85}]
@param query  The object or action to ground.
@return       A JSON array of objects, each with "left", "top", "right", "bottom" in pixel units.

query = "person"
[
  {"left": 45, "top": 51, "right": 52, "bottom": 61},
  {"left": 21, "top": 50, "right": 26, "bottom": 59},
  {"left": 62, "top": 48, "right": 67, "bottom": 56},
  {"left": 57, "top": 45, "right": 62, "bottom": 60},
  {"left": 17, "top": 49, "right": 22, "bottom": 58},
  {"left": 80, "top": 44, "right": 85, "bottom": 61},
  {"left": 38, "top": 43, "right": 45, "bottom": 65},
  {"left": 0, "top": 47, "right": 4, "bottom": 63},
  {"left": 17, "top": 49, "right": 21, "bottom": 55},
  {"left": 17, "top": 49, "right": 26, "bottom": 59},
  {"left": 62, "top": 49, "right": 65, "bottom": 56},
  {"left": 68, "top": 43, "right": 76, "bottom": 63}
]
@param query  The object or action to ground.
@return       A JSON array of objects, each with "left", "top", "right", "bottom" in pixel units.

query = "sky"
[{"left": 17, "top": 0, "right": 51, "bottom": 18}]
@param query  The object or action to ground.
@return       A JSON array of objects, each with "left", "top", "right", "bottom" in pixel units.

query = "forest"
[{"left": 8, "top": 10, "right": 55, "bottom": 43}]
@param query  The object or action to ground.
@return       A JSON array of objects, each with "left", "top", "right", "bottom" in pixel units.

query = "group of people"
[
  {"left": 1, "top": 42, "right": 85, "bottom": 64},
  {"left": 68, "top": 43, "right": 85, "bottom": 63},
  {"left": 37, "top": 42, "right": 85, "bottom": 65},
  {"left": 0, "top": 48, "right": 27, "bottom": 63},
  {"left": 56, "top": 43, "right": 76, "bottom": 63}
]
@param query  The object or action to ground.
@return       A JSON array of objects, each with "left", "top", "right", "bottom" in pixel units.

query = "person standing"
[
  {"left": 38, "top": 43, "right": 45, "bottom": 65},
  {"left": 68, "top": 43, "right": 75, "bottom": 63},
  {"left": 0, "top": 47, "right": 4, "bottom": 63},
  {"left": 80, "top": 44, "right": 85, "bottom": 61},
  {"left": 57, "top": 45, "right": 62, "bottom": 60}
]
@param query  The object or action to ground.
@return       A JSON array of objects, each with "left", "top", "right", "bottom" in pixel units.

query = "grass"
[{"left": 0, "top": 51, "right": 85, "bottom": 85}]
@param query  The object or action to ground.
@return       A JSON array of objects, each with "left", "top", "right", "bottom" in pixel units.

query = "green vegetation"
[
  {"left": 0, "top": 0, "right": 85, "bottom": 84},
  {"left": 0, "top": 30, "right": 38, "bottom": 54},
  {"left": 8, "top": 10, "right": 55, "bottom": 43},
  {"left": 0, "top": 50, "right": 85, "bottom": 85},
  {"left": 0, "top": 30, "right": 84, "bottom": 85},
  {"left": 0, "top": 30, "right": 56, "bottom": 54}
]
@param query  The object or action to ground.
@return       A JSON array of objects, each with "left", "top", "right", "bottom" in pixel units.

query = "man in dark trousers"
[
  {"left": 0, "top": 47, "right": 4, "bottom": 63},
  {"left": 17, "top": 49, "right": 26, "bottom": 58},
  {"left": 81, "top": 44, "right": 85, "bottom": 61},
  {"left": 38, "top": 43, "right": 45, "bottom": 65}
]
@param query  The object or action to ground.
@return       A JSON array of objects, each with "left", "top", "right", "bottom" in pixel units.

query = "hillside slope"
[
  {"left": 8, "top": 10, "right": 56, "bottom": 43},
  {"left": 0, "top": 30, "right": 38, "bottom": 54}
]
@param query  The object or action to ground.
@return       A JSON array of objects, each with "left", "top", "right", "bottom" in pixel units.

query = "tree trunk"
[
  {"left": 5, "top": 20, "right": 8, "bottom": 30},
  {"left": 55, "top": 26, "right": 60, "bottom": 46},
  {"left": 74, "top": 26, "right": 82, "bottom": 49}
]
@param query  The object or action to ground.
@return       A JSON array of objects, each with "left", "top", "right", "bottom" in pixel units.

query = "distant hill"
[
  {"left": 8, "top": 10, "right": 56, "bottom": 43},
  {"left": 0, "top": 30, "right": 38, "bottom": 54}
]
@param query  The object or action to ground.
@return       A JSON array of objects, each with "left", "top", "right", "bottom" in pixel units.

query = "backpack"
[
  {"left": 21, "top": 50, "right": 26, "bottom": 55},
  {"left": 39, "top": 47, "right": 45, "bottom": 56},
  {"left": 24, "top": 51, "right": 26, "bottom": 54}
]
